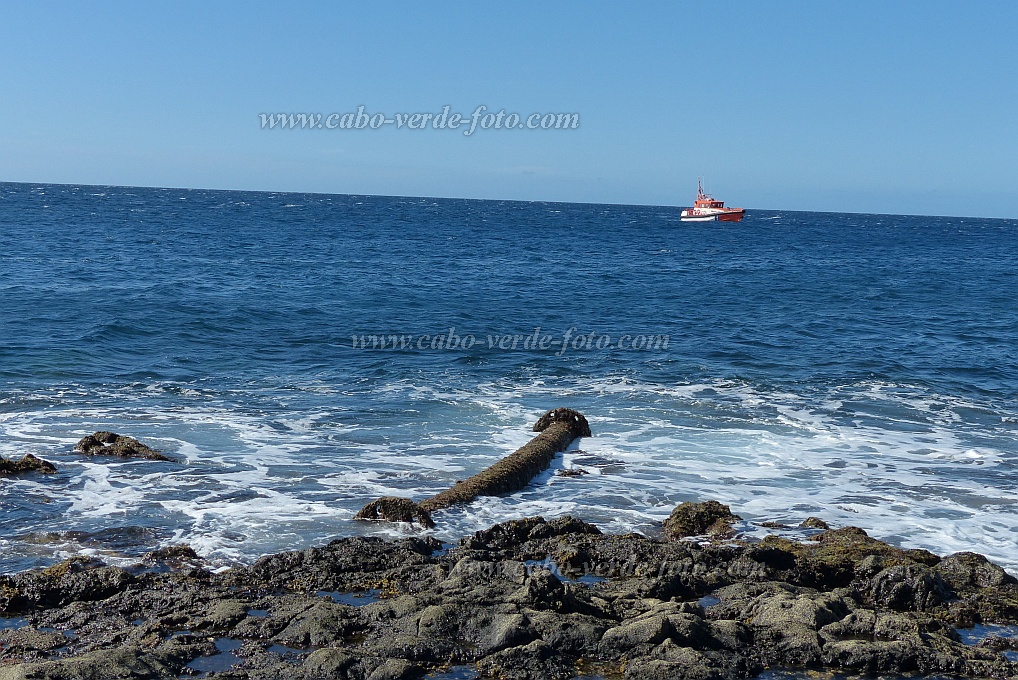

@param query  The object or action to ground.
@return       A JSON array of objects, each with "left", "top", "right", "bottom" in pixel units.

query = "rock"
[
  {"left": 820, "top": 609, "right": 877, "bottom": 639},
  {"left": 0, "top": 557, "right": 135, "bottom": 613},
  {"left": 937, "top": 552, "right": 1015, "bottom": 589},
  {"left": 706, "top": 517, "right": 738, "bottom": 539},
  {"left": 0, "top": 627, "right": 69, "bottom": 655},
  {"left": 4, "top": 512, "right": 1018, "bottom": 680},
  {"left": 663, "top": 500, "right": 741, "bottom": 539},
  {"left": 867, "top": 564, "right": 951, "bottom": 611},
  {"left": 709, "top": 584, "right": 854, "bottom": 668},
  {"left": 482, "top": 612, "right": 537, "bottom": 653},
  {"left": 303, "top": 648, "right": 357, "bottom": 677},
  {"left": 354, "top": 496, "right": 435, "bottom": 528},
  {"left": 0, "top": 453, "right": 57, "bottom": 475},
  {"left": 199, "top": 598, "right": 249, "bottom": 628},
  {"left": 273, "top": 601, "right": 361, "bottom": 647},
  {"left": 529, "top": 515, "right": 602, "bottom": 540},
  {"left": 366, "top": 658, "right": 423, "bottom": 680},
  {"left": 462, "top": 515, "right": 600, "bottom": 550},
  {"left": 708, "top": 619, "right": 752, "bottom": 651},
  {"left": 556, "top": 468, "right": 588, "bottom": 477},
  {"left": 800, "top": 517, "right": 829, "bottom": 529},
  {"left": 821, "top": 639, "right": 920, "bottom": 675},
  {"left": 525, "top": 610, "right": 606, "bottom": 654},
  {"left": 758, "top": 526, "right": 938, "bottom": 590},
  {"left": 0, "top": 646, "right": 177, "bottom": 680},
  {"left": 599, "top": 613, "right": 672, "bottom": 652},
  {"left": 508, "top": 568, "right": 565, "bottom": 608},
  {"left": 625, "top": 645, "right": 728, "bottom": 680},
  {"left": 477, "top": 639, "right": 573, "bottom": 680},
  {"left": 143, "top": 544, "right": 199, "bottom": 563},
  {"left": 73, "top": 432, "right": 170, "bottom": 461},
  {"left": 416, "top": 604, "right": 459, "bottom": 637},
  {"left": 905, "top": 548, "right": 941, "bottom": 566}
]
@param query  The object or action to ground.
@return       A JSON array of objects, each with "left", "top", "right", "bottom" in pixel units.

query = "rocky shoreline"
[
  {"left": 2, "top": 507, "right": 1018, "bottom": 680},
  {"left": 4, "top": 417, "right": 1018, "bottom": 678}
]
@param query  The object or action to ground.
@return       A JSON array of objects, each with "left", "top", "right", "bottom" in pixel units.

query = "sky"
[{"left": 1, "top": 1, "right": 1016, "bottom": 217}]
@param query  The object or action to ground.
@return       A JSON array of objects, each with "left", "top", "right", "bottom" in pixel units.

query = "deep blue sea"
[{"left": 2, "top": 182, "right": 1017, "bottom": 575}]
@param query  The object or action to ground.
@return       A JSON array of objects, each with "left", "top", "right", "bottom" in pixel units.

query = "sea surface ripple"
[{"left": 1, "top": 182, "right": 1016, "bottom": 573}]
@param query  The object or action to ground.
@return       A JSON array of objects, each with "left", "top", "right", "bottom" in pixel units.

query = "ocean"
[{"left": 1, "top": 182, "right": 1016, "bottom": 575}]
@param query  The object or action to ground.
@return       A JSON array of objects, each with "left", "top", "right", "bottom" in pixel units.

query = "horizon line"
[{"left": 2, "top": 178, "right": 1015, "bottom": 222}]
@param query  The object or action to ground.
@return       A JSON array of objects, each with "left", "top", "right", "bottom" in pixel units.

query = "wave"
[{"left": 1, "top": 375, "right": 1017, "bottom": 574}]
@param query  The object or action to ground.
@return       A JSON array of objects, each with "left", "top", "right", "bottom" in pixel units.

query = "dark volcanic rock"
[
  {"left": 0, "top": 454, "right": 57, "bottom": 476},
  {"left": 2, "top": 512, "right": 1018, "bottom": 680},
  {"left": 938, "top": 551, "right": 1016, "bottom": 589},
  {"left": 867, "top": 563, "right": 952, "bottom": 611},
  {"left": 73, "top": 432, "right": 171, "bottom": 462},
  {"left": 354, "top": 496, "right": 436, "bottom": 528},
  {"left": 663, "top": 500, "right": 741, "bottom": 539},
  {"left": 0, "top": 557, "right": 136, "bottom": 614},
  {"left": 142, "top": 545, "right": 199, "bottom": 563}
]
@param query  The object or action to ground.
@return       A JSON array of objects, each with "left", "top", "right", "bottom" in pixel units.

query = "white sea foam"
[{"left": 2, "top": 377, "right": 1017, "bottom": 573}]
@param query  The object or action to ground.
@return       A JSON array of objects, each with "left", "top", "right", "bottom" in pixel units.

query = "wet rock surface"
[
  {"left": 663, "top": 500, "right": 741, "bottom": 539},
  {"left": 73, "top": 432, "right": 171, "bottom": 462},
  {"left": 2, "top": 512, "right": 1018, "bottom": 679},
  {"left": 355, "top": 408, "right": 592, "bottom": 528},
  {"left": 0, "top": 454, "right": 57, "bottom": 476}
]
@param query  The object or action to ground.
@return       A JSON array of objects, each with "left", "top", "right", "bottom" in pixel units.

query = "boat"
[{"left": 680, "top": 179, "right": 745, "bottom": 222}]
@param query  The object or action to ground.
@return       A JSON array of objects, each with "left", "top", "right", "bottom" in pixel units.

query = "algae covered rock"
[
  {"left": 354, "top": 496, "right": 435, "bottom": 528},
  {"left": 0, "top": 645, "right": 180, "bottom": 680},
  {"left": 867, "top": 563, "right": 952, "bottom": 612},
  {"left": 74, "top": 431, "right": 170, "bottom": 461},
  {"left": 937, "top": 551, "right": 1016, "bottom": 589},
  {"left": 663, "top": 500, "right": 741, "bottom": 539},
  {"left": 0, "top": 556, "right": 136, "bottom": 614},
  {"left": 356, "top": 408, "right": 592, "bottom": 527},
  {"left": 143, "top": 544, "right": 199, "bottom": 563},
  {"left": 0, "top": 453, "right": 57, "bottom": 476}
]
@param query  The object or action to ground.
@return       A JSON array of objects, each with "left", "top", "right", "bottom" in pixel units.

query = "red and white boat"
[{"left": 680, "top": 179, "right": 745, "bottom": 222}]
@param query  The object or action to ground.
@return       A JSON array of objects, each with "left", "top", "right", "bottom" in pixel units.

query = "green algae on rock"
[
  {"left": 355, "top": 408, "right": 591, "bottom": 527},
  {"left": 663, "top": 500, "right": 741, "bottom": 540}
]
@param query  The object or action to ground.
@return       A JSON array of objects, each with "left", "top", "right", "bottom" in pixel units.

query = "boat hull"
[{"left": 680, "top": 209, "right": 745, "bottom": 222}]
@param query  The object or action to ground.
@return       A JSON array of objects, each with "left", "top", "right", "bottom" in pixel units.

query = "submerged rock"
[
  {"left": 73, "top": 432, "right": 170, "bottom": 461},
  {"left": 0, "top": 454, "right": 57, "bottom": 476}
]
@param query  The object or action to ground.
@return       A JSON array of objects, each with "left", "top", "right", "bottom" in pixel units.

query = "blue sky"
[{"left": 1, "top": 1, "right": 1016, "bottom": 217}]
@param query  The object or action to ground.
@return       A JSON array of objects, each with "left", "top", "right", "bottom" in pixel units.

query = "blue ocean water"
[{"left": 1, "top": 182, "right": 1017, "bottom": 574}]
